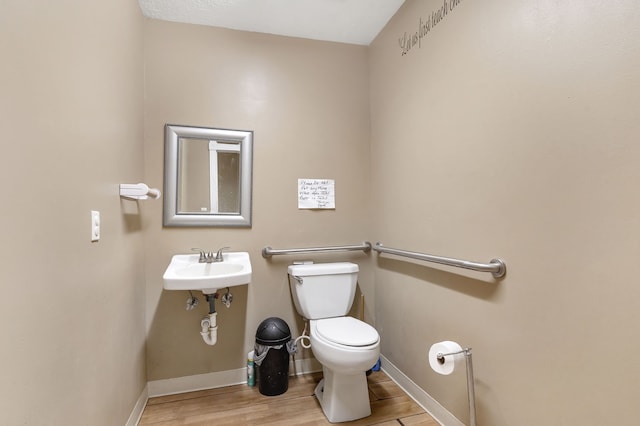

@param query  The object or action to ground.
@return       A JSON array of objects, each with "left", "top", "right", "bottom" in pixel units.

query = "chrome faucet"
[
  {"left": 191, "top": 247, "right": 230, "bottom": 263},
  {"left": 215, "top": 247, "right": 230, "bottom": 262},
  {"left": 191, "top": 248, "right": 210, "bottom": 263}
]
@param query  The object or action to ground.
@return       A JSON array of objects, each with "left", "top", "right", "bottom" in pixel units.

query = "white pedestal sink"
[{"left": 163, "top": 252, "right": 252, "bottom": 294}]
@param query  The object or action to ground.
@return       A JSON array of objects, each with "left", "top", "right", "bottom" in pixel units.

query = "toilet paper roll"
[{"left": 429, "top": 341, "right": 465, "bottom": 375}]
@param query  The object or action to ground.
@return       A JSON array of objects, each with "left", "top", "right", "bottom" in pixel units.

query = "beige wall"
[
  {"left": 370, "top": 0, "right": 640, "bottom": 424},
  {"left": 0, "top": 0, "right": 146, "bottom": 425},
  {"left": 3, "top": 1, "right": 638, "bottom": 424},
  {"left": 143, "top": 20, "right": 373, "bottom": 380}
]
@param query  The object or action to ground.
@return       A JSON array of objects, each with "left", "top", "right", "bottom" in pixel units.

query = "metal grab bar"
[
  {"left": 262, "top": 242, "right": 372, "bottom": 258},
  {"left": 373, "top": 242, "right": 506, "bottom": 279}
]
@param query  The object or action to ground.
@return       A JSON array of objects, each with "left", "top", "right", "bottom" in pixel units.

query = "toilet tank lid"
[{"left": 288, "top": 262, "right": 358, "bottom": 277}]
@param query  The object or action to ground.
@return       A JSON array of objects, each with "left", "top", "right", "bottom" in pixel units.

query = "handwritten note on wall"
[{"left": 298, "top": 179, "right": 335, "bottom": 209}]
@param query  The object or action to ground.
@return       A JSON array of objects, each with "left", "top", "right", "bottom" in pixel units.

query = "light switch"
[{"left": 91, "top": 210, "right": 100, "bottom": 242}]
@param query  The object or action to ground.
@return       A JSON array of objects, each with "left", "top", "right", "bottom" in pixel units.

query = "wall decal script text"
[{"left": 398, "top": 0, "right": 466, "bottom": 56}]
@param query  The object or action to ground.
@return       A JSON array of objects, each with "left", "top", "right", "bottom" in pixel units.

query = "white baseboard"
[
  {"left": 126, "top": 384, "right": 148, "bottom": 426},
  {"left": 290, "top": 354, "right": 323, "bottom": 376},
  {"left": 148, "top": 367, "right": 247, "bottom": 397},
  {"left": 147, "top": 356, "right": 322, "bottom": 398},
  {"left": 379, "top": 354, "right": 464, "bottom": 426}
]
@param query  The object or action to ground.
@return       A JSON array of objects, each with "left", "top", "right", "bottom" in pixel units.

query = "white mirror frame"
[{"left": 163, "top": 124, "right": 253, "bottom": 227}]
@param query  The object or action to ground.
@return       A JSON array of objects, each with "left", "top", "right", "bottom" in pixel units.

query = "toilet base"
[{"left": 314, "top": 367, "right": 372, "bottom": 423}]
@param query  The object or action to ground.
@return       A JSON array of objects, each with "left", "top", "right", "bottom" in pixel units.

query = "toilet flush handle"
[{"left": 292, "top": 275, "right": 303, "bottom": 284}]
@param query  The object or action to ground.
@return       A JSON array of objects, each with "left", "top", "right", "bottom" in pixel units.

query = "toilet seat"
[{"left": 315, "top": 317, "right": 379, "bottom": 347}]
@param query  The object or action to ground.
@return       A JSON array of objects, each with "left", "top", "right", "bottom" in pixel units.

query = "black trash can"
[{"left": 254, "top": 317, "right": 291, "bottom": 396}]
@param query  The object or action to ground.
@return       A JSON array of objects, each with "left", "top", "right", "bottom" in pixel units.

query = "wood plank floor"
[{"left": 139, "top": 370, "right": 439, "bottom": 425}]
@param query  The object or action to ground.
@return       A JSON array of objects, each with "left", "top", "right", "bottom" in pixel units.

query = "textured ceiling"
[{"left": 138, "top": 0, "right": 405, "bottom": 45}]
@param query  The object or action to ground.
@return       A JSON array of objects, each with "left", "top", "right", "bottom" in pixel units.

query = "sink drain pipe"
[{"left": 200, "top": 294, "right": 218, "bottom": 345}]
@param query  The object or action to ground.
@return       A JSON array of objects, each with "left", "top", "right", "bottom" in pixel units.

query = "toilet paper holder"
[{"left": 437, "top": 347, "right": 477, "bottom": 426}]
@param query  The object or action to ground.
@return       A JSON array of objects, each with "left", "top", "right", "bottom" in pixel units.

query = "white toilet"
[{"left": 287, "top": 262, "right": 380, "bottom": 423}]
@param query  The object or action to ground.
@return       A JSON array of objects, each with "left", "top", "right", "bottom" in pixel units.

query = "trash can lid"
[{"left": 256, "top": 317, "right": 291, "bottom": 345}]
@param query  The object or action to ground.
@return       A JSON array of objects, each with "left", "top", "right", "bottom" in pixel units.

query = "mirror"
[{"left": 164, "top": 124, "right": 253, "bottom": 227}]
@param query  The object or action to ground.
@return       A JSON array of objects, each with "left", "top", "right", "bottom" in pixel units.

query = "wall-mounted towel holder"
[{"left": 119, "top": 183, "right": 161, "bottom": 200}]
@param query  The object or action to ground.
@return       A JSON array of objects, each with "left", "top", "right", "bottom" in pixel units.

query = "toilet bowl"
[
  {"left": 310, "top": 317, "right": 380, "bottom": 423},
  {"left": 310, "top": 317, "right": 380, "bottom": 374},
  {"left": 287, "top": 262, "right": 380, "bottom": 423}
]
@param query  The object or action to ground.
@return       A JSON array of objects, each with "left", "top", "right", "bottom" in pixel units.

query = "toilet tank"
[{"left": 287, "top": 262, "right": 358, "bottom": 320}]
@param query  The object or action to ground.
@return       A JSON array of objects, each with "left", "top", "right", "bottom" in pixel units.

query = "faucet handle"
[
  {"left": 216, "top": 246, "right": 230, "bottom": 261},
  {"left": 191, "top": 247, "right": 207, "bottom": 263}
]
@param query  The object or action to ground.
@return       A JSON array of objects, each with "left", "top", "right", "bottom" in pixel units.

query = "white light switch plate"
[{"left": 91, "top": 210, "right": 100, "bottom": 242}]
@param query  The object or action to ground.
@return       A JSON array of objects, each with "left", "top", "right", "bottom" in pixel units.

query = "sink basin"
[{"left": 163, "top": 252, "right": 252, "bottom": 294}]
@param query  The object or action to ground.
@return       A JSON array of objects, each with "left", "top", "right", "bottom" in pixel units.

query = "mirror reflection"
[
  {"left": 178, "top": 138, "right": 241, "bottom": 214},
  {"left": 164, "top": 125, "right": 253, "bottom": 227}
]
